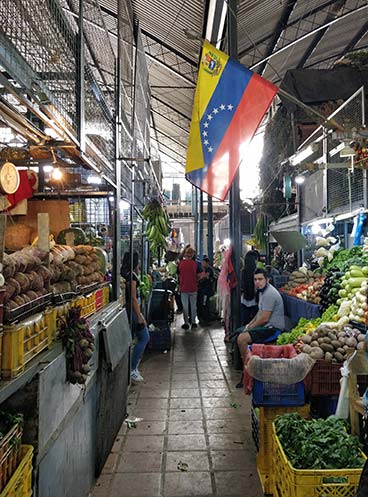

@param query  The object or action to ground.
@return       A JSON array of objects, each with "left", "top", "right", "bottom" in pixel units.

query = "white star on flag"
[
  {"left": 227, "top": 104, "right": 233, "bottom": 110},
  {"left": 207, "top": 114, "right": 213, "bottom": 120},
  {"left": 220, "top": 104, "right": 226, "bottom": 110},
  {"left": 204, "top": 140, "right": 209, "bottom": 145},
  {"left": 202, "top": 131, "right": 207, "bottom": 137},
  {"left": 208, "top": 146, "right": 213, "bottom": 152},
  {"left": 213, "top": 108, "right": 218, "bottom": 114},
  {"left": 204, "top": 122, "right": 209, "bottom": 128}
]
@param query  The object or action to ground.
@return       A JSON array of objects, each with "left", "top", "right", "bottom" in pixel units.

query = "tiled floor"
[{"left": 92, "top": 321, "right": 263, "bottom": 497}]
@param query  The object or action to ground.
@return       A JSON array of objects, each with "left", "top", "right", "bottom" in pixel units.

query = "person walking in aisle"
[
  {"left": 121, "top": 251, "right": 149, "bottom": 382},
  {"left": 178, "top": 246, "right": 199, "bottom": 329},
  {"left": 197, "top": 256, "right": 215, "bottom": 325}
]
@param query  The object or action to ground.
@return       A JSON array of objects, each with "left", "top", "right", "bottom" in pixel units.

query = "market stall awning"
[{"left": 271, "top": 230, "right": 307, "bottom": 252}]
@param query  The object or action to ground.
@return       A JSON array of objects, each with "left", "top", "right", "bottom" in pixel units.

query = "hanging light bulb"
[
  {"left": 51, "top": 168, "right": 63, "bottom": 181},
  {"left": 295, "top": 175, "right": 305, "bottom": 185}
]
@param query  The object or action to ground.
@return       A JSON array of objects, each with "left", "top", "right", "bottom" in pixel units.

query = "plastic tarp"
[
  {"left": 270, "top": 230, "right": 307, "bottom": 251},
  {"left": 280, "top": 67, "right": 368, "bottom": 113}
]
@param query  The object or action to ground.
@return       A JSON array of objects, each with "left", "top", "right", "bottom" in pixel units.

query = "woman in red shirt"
[{"left": 178, "top": 247, "right": 199, "bottom": 329}]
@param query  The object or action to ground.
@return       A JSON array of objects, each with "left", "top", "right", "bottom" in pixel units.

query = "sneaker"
[
  {"left": 131, "top": 369, "right": 144, "bottom": 382},
  {"left": 191, "top": 323, "right": 198, "bottom": 329},
  {"left": 181, "top": 323, "right": 190, "bottom": 330}
]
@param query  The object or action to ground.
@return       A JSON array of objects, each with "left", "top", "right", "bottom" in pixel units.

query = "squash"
[{"left": 56, "top": 228, "right": 86, "bottom": 245}]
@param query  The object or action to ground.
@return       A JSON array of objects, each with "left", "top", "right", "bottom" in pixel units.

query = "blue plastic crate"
[
  {"left": 253, "top": 380, "right": 305, "bottom": 407},
  {"left": 310, "top": 395, "right": 338, "bottom": 419},
  {"left": 149, "top": 324, "right": 171, "bottom": 351}
]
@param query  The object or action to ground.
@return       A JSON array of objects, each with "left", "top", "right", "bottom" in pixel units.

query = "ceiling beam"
[
  {"left": 151, "top": 133, "right": 185, "bottom": 164},
  {"left": 140, "top": 28, "right": 196, "bottom": 67},
  {"left": 239, "top": 0, "right": 341, "bottom": 59},
  {"left": 154, "top": 127, "right": 187, "bottom": 150},
  {"left": 99, "top": 5, "right": 196, "bottom": 86},
  {"left": 340, "top": 20, "right": 368, "bottom": 55},
  {"left": 151, "top": 108, "right": 189, "bottom": 134},
  {"left": 296, "top": 0, "right": 345, "bottom": 69},
  {"left": 152, "top": 95, "right": 191, "bottom": 120},
  {"left": 257, "top": 0, "right": 298, "bottom": 75},
  {"left": 249, "top": 4, "right": 368, "bottom": 71}
]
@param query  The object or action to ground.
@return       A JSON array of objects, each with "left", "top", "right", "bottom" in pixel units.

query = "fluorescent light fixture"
[
  {"left": 44, "top": 127, "right": 62, "bottom": 140},
  {"left": 329, "top": 142, "right": 345, "bottom": 157},
  {"left": 43, "top": 165, "right": 53, "bottom": 173},
  {"left": 87, "top": 175, "right": 102, "bottom": 185},
  {"left": 290, "top": 145, "right": 314, "bottom": 166},
  {"left": 0, "top": 127, "right": 14, "bottom": 142},
  {"left": 295, "top": 175, "right": 305, "bottom": 185}
]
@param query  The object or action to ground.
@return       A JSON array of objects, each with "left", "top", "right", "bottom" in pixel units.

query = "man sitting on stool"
[{"left": 237, "top": 268, "right": 285, "bottom": 360}]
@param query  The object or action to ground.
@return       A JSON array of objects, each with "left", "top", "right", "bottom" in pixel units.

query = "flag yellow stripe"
[{"left": 186, "top": 41, "right": 229, "bottom": 173}]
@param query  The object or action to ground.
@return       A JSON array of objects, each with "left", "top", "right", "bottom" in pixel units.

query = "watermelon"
[
  {"left": 56, "top": 228, "right": 86, "bottom": 245},
  {"left": 94, "top": 247, "right": 108, "bottom": 274}
]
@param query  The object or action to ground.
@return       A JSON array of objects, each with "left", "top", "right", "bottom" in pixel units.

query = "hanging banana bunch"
[{"left": 141, "top": 199, "right": 171, "bottom": 256}]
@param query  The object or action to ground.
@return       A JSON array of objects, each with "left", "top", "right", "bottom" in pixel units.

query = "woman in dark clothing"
[
  {"left": 240, "top": 250, "right": 259, "bottom": 326},
  {"left": 121, "top": 251, "right": 149, "bottom": 382}
]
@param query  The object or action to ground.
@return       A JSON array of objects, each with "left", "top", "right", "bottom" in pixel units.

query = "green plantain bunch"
[{"left": 141, "top": 199, "right": 171, "bottom": 255}]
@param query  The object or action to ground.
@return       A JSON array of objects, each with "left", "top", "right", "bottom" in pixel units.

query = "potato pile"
[
  {"left": 299, "top": 325, "right": 366, "bottom": 363},
  {"left": 50, "top": 244, "right": 104, "bottom": 294},
  {"left": 283, "top": 269, "right": 321, "bottom": 291},
  {"left": 73, "top": 246, "right": 104, "bottom": 287},
  {"left": 3, "top": 247, "right": 51, "bottom": 309}
]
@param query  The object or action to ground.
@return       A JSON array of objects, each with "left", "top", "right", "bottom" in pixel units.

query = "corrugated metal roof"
[{"left": 92, "top": 0, "right": 368, "bottom": 170}]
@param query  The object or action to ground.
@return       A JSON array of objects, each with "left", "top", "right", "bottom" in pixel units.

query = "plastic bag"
[{"left": 335, "top": 351, "right": 357, "bottom": 419}]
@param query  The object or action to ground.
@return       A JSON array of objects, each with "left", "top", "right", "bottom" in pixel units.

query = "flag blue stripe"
[{"left": 199, "top": 59, "right": 253, "bottom": 171}]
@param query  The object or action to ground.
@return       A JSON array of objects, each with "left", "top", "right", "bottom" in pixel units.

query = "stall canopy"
[{"left": 271, "top": 230, "right": 307, "bottom": 252}]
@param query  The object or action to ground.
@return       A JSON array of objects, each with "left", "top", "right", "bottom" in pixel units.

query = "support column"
[
  {"left": 193, "top": 186, "right": 199, "bottom": 252},
  {"left": 228, "top": 0, "right": 241, "bottom": 332},
  {"left": 199, "top": 191, "right": 204, "bottom": 258},
  {"left": 207, "top": 195, "right": 214, "bottom": 263},
  {"left": 76, "top": 0, "right": 85, "bottom": 152},
  {"left": 112, "top": 5, "right": 122, "bottom": 300}
]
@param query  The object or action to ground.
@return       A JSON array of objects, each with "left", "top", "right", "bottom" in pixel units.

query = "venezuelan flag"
[{"left": 186, "top": 41, "right": 278, "bottom": 201}]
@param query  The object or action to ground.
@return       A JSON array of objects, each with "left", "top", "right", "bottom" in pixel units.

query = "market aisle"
[{"left": 92, "top": 321, "right": 262, "bottom": 497}]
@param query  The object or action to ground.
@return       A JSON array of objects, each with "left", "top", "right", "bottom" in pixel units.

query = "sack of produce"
[
  {"left": 247, "top": 352, "right": 315, "bottom": 385},
  {"left": 5, "top": 224, "right": 32, "bottom": 251}
]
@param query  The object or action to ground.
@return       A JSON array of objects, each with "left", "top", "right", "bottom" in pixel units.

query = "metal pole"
[
  {"left": 193, "top": 186, "right": 199, "bottom": 251},
  {"left": 207, "top": 195, "right": 213, "bottom": 264},
  {"left": 228, "top": 0, "right": 241, "bottom": 332},
  {"left": 199, "top": 191, "right": 204, "bottom": 258},
  {"left": 112, "top": 24, "right": 122, "bottom": 300},
  {"left": 76, "top": 0, "right": 85, "bottom": 152}
]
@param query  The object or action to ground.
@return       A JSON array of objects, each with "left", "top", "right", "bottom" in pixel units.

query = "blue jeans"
[
  {"left": 131, "top": 312, "right": 150, "bottom": 372},
  {"left": 181, "top": 292, "right": 197, "bottom": 324}
]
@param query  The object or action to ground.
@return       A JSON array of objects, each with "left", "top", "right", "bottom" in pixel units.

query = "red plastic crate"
[
  {"left": 95, "top": 288, "right": 103, "bottom": 311},
  {"left": 304, "top": 360, "right": 341, "bottom": 396}
]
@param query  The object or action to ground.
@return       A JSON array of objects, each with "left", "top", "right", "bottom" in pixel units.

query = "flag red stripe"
[{"left": 201, "top": 74, "right": 278, "bottom": 200}]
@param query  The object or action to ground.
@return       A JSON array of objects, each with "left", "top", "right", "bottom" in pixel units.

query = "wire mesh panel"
[
  {"left": 327, "top": 88, "right": 365, "bottom": 214},
  {"left": 327, "top": 168, "right": 364, "bottom": 213},
  {"left": 0, "top": 0, "right": 78, "bottom": 131},
  {"left": 134, "top": 25, "right": 151, "bottom": 161},
  {"left": 84, "top": 65, "right": 115, "bottom": 173},
  {"left": 300, "top": 170, "right": 324, "bottom": 223}
]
